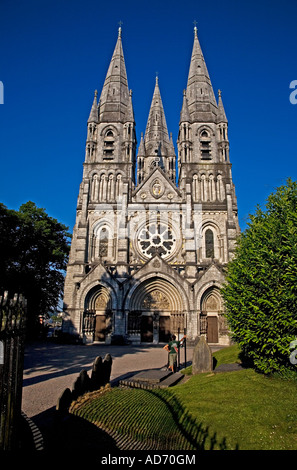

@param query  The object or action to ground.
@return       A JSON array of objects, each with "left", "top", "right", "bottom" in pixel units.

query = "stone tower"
[{"left": 63, "top": 26, "right": 240, "bottom": 345}]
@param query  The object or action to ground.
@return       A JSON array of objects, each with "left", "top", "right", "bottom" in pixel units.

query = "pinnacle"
[
  {"left": 88, "top": 90, "right": 99, "bottom": 123},
  {"left": 217, "top": 89, "right": 228, "bottom": 123}
]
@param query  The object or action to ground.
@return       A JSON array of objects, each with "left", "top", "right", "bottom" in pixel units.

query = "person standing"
[{"left": 164, "top": 334, "right": 186, "bottom": 372}]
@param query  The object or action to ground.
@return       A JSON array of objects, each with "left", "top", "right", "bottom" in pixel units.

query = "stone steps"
[{"left": 119, "top": 369, "right": 183, "bottom": 390}]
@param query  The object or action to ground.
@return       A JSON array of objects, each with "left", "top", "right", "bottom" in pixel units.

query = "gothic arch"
[
  {"left": 83, "top": 284, "right": 114, "bottom": 342},
  {"left": 195, "top": 124, "right": 214, "bottom": 137},
  {"left": 85, "top": 285, "right": 112, "bottom": 311},
  {"left": 100, "top": 124, "right": 120, "bottom": 137},
  {"left": 78, "top": 277, "right": 118, "bottom": 312},
  {"left": 125, "top": 275, "right": 188, "bottom": 343},
  {"left": 200, "top": 286, "right": 222, "bottom": 313},
  {"left": 91, "top": 219, "right": 115, "bottom": 261},
  {"left": 128, "top": 276, "right": 184, "bottom": 312},
  {"left": 199, "top": 221, "right": 222, "bottom": 260},
  {"left": 124, "top": 273, "right": 189, "bottom": 312},
  {"left": 199, "top": 285, "right": 226, "bottom": 344}
]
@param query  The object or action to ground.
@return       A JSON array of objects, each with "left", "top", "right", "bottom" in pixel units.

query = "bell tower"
[
  {"left": 63, "top": 27, "right": 136, "bottom": 336},
  {"left": 177, "top": 26, "right": 239, "bottom": 262}
]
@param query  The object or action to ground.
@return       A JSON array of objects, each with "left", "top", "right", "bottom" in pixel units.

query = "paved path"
[
  {"left": 22, "top": 341, "right": 193, "bottom": 419},
  {"left": 21, "top": 340, "right": 228, "bottom": 452}
]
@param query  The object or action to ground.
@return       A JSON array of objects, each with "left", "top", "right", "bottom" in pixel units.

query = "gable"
[{"left": 132, "top": 167, "right": 182, "bottom": 203}]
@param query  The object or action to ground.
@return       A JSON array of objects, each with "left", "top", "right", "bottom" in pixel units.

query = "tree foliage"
[
  {"left": 221, "top": 179, "right": 297, "bottom": 374},
  {"left": 0, "top": 201, "right": 71, "bottom": 334}
]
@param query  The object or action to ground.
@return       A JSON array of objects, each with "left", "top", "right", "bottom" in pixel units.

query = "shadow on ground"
[{"left": 30, "top": 406, "right": 118, "bottom": 452}]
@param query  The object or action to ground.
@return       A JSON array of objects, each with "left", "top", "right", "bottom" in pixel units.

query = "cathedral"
[{"left": 62, "top": 26, "right": 240, "bottom": 345}]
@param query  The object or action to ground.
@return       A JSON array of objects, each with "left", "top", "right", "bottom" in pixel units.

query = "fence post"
[
  {"left": 0, "top": 292, "right": 27, "bottom": 450},
  {"left": 178, "top": 327, "right": 180, "bottom": 370},
  {"left": 184, "top": 327, "right": 187, "bottom": 369}
]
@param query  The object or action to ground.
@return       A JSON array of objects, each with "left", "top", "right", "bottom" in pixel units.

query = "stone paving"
[
  {"left": 21, "top": 340, "right": 229, "bottom": 452},
  {"left": 22, "top": 340, "right": 193, "bottom": 419}
]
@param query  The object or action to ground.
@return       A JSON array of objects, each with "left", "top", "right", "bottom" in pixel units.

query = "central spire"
[
  {"left": 137, "top": 77, "right": 176, "bottom": 184},
  {"left": 144, "top": 76, "right": 170, "bottom": 154}
]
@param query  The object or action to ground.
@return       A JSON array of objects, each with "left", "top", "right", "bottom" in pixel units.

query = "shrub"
[{"left": 221, "top": 179, "right": 297, "bottom": 374}]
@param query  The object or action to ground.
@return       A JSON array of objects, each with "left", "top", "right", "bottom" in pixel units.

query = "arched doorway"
[
  {"left": 200, "top": 288, "right": 222, "bottom": 343},
  {"left": 84, "top": 286, "right": 112, "bottom": 342},
  {"left": 127, "top": 277, "right": 185, "bottom": 343}
]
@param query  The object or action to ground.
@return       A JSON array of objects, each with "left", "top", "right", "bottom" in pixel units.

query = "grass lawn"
[
  {"left": 70, "top": 345, "right": 297, "bottom": 450},
  {"left": 173, "top": 368, "right": 297, "bottom": 450}
]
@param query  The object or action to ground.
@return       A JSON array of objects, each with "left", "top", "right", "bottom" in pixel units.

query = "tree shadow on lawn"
[{"left": 146, "top": 389, "right": 238, "bottom": 450}]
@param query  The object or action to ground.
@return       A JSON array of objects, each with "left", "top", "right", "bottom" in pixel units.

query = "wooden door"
[
  {"left": 159, "top": 316, "right": 171, "bottom": 343},
  {"left": 95, "top": 315, "right": 106, "bottom": 342},
  {"left": 207, "top": 316, "right": 218, "bottom": 343},
  {"left": 141, "top": 316, "right": 153, "bottom": 342}
]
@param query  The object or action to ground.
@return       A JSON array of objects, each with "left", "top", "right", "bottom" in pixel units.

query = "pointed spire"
[
  {"left": 169, "top": 132, "right": 176, "bottom": 156},
  {"left": 217, "top": 89, "right": 228, "bottom": 123},
  {"left": 138, "top": 132, "right": 145, "bottom": 157},
  {"left": 186, "top": 25, "right": 217, "bottom": 120},
  {"left": 125, "top": 89, "right": 135, "bottom": 123},
  {"left": 99, "top": 27, "right": 130, "bottom": 122},
  {"left": 180, "top": 89, "right": 191, "bottom": 123},
  {"left": 88, "top": 90, "right": 98, "bottom": 123},
  {"left": 144, "top": 77, "right": 170, "bottom": 154}
]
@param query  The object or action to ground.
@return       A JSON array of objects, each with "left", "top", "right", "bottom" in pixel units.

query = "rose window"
[{"left": 137, "top": 222, "right": 177, "bottom": 259}]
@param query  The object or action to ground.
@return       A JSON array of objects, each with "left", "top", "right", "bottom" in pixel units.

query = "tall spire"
[
  {"left": 99, "top": 27, "right": 130, "bottom": 122},
  {"left": 186, "top": 25, "right": 217, "bottom": 121},
  {"left": 144, "top": 76, "right": 171, "bottom": 155}
]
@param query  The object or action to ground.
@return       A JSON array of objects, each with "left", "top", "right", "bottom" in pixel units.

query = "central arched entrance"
[{"left": 127, "top": 277, "right": 185, "bottom": 343}]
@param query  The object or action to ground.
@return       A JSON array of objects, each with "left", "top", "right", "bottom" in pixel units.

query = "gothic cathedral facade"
[{"left": 63, "top": 27, "right": 240, "bottom": 345}]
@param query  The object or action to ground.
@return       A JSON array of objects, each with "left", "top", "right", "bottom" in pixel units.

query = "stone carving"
[
  {"left": 152, "top": 259, "right": 161, "bottom": 268},
  {"left": 205, "top": 294, "right": 219, "bottom": 311},
  {"left": 151, "top": 178, "right": 164, "bottom": 198},
  {"left": 142, "top": 290, "right": 170, "bottom": 309},
  {"left": 95, "top": 294, "right": 108, "bottom": 310}
]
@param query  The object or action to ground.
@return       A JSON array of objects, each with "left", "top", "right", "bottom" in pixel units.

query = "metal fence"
[{"left": 0, "top": 292, "right": 27, "bottom": 450}]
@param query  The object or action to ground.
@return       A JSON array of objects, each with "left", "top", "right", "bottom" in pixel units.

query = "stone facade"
[{"left": 62, "top": 26, "right": 240, "bottom": 345}]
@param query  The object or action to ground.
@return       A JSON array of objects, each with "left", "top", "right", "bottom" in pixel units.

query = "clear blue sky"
[{"left": 0, "top": 0, "right": 296, "bottom": 232}]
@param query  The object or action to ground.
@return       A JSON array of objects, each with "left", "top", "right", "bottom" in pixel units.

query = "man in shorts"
[{"left": 164, "top": 334, "right": 186, "bottom": 372}]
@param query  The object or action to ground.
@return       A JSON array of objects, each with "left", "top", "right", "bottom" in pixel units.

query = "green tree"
[
  {"left": 221, "top": 179, "right": 297, "bottom": 374},
  {"left": 0, "top": 201, "right": 71, "bottom": 336}
]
